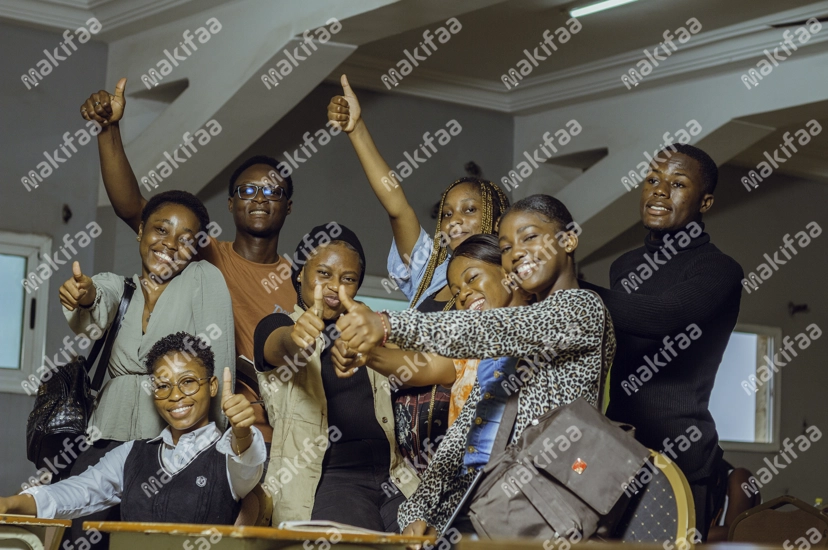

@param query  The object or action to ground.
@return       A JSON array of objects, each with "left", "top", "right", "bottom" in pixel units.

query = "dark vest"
[{"left": 121, "top": 437, "right": 240, "bottom": 524}]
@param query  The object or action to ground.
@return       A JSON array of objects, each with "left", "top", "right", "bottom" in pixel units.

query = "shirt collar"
[{"left": 148, "top": 422, "right": 221, "bottom": 448}]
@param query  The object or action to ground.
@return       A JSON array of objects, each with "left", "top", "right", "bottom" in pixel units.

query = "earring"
[{"left": 136, "top": 236, "right": 140, "bottom": 242}]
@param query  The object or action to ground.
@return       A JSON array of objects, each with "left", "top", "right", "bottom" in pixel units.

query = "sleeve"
[
  {"left": 20, "top": 442, "right": 133, "bottom": 519},
  {"left": 398, "top": 384, "right": 480, "bottom": 532},
  {"left": 387, "top": 226, "right": 434, "bottom": 302},
  {"left": 253, "top": 313, "right": 295, "bottom": 372},
  {"left": 216, "top": 427, "right": 267, "bottom": 500},
  {"left": 386, "top": 290, "right": 604, "bottom": 360},
  {"left": 191, "top": 262, "right": 236, "bottom": 430},
  {"left": 63, "top": 272, "right": 125, "bottom": 335},
  {"left": 588, "top": 254, "right": 744, "bottom": 338},
  {"left": 196, "top": 235, "right": 219, "bottom": 266}
]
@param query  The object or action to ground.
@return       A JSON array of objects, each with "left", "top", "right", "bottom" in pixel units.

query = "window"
[
  {"left": 708, "top": 324, "right": 782, "bottom": 452},
  {"left": 0, "top": 231, "right": 51, "bottom": 394},
  {"left": 357, "top": 275, "right": 410, "bottom": 312}
]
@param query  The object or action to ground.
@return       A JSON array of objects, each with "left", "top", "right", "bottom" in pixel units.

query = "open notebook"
[{"left": 277, "top": 520, "right": 394, "bottom": 537}]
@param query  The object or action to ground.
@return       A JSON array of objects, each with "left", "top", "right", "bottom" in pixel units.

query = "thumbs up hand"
[
  {"left": 327, "top": 74, "right": 361, "bottom": 133},
  {"left": 335, "top": 286, "right": 386, "bottom": 355},
  {"left": 59, "top": 261, "right": 97, "bottom": 311},
  {"left": 291, "top": 284, "right": 327, "bottom": 350},
  {"left": 80, "top": 77, "right": 127, "bottom": 127},
  {"left": 221, "top": 367, "right": 255, "bottom": 449}
]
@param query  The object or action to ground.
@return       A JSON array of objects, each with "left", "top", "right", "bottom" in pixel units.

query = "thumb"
[
  {"left": 72, "top": 261, "right": 83, "bottom": 281},
  {"left": 114, "top": 77, "right": 127, "bottom": 99},
  {"left": 222, "top": 367, "right": 232, "bottom": 404},
  {"left": 340, "top": 74, "right": 356, "bottom": 99},
  {"left": 338, "top": 285, "right": 358, "bottom": 312},
  {"left": 313, "top": 284, "right": 324, "bottom": 317}
]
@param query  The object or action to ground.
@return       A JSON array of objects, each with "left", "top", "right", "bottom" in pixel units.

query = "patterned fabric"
[
  {"left": 387, "top": 226, "right": 448, "bottom": 308},
  {"left": 393, "top": 385, "right": 451, "bottom": 474},
  {"left": 450, "top": 359, "right": 479, "bottom": 425},
  {"left": 390, "top": 289, "right": 615, "bottom": 532},
  {"left": 462, "top": 357, "right": 515, "bottom": 470},
  {"left": 613, "top": 458, "right": 679, "bottom": 542}
]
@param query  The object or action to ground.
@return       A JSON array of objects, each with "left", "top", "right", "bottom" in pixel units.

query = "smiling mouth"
[
  {"left": 647, "top": 204, "right": 671, "bottom": 214},
  {"left": 514, "top": 261, "right": 538, "bottom": 280},
  {"left": 249, "top": 209, "right": 269, "bottom": 215},
  {"left": 468, "top": 298, "right": 486, "bottom": 311},
  {"left": 169, "top": 404, "right": 193, "bottom": 419},
  {"left": 153, "top": 250, "right": 174, "bottom": 263}
]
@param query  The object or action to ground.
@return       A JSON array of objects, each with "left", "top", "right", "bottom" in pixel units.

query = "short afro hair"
[
  {"left": 229, "top": 155, "right": 294, "bottom": 199},
  {"left": 144, "top": 331, "right": 215, "bottom": 377},
  {"left": 504, "top": 194, "right": 574, "bottom": 233},
  {"left": 657, "top": 143, "right": 718, "bottom": 194},
  {"left": 450, "top": 233, "right": 501, "bottom": 270},
  {"left": 142, "top": 190, "right": 210, "bottom": 234}
]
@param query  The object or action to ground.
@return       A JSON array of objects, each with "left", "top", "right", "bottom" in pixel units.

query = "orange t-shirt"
[
  {"left": 201, "top": 238, "right": 297, "bottom": 359},
  {"left": 201, "top": 238, "right": 297, "bottom": 442}
]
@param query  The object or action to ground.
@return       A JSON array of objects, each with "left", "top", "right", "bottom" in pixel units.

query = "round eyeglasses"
[
  {"left": 151, "top": 376, "right": 211, "bottom": 400},
  {"left": 233, "top": 183, "right": 287, "bottom": 201}
]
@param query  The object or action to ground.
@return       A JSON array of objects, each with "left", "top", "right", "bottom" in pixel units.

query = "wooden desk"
[
  {"left": 458, "top": 541, "right": 786, "bottom": 550},
  {"left": 83, "top": 521, "right": 435, "bottom": 550},
  {"left": 0, "top": 515, "right": 71, "bottom": 550}
]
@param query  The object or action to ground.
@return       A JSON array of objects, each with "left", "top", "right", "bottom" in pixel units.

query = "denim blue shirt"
[
  {"left": 461, "top": 357, "right": 516, "bottom": 472},
  {"left": 387, "top": 226, "right": 447, "bottom": 308}
]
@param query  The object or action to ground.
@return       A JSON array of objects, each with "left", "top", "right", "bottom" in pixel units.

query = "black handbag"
[{"left": 26, "top": 278, "right": 136, "bottom": 470}]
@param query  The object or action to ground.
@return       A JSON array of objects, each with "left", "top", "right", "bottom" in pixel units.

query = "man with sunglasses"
[{"left": 80, "top": 79, "right": 298, "bottom": 444}]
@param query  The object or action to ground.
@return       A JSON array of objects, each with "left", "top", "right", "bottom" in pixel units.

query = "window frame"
[
  {"left": 0, "top": 231, "right": 52, "bottom": 395},
  {"left": 717, "top": 323, "right": 782, "bottom": 453}
]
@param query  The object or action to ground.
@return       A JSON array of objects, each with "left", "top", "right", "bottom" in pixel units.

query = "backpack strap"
[{"left": 89, "top": 278, "right": 136, "bottom": 393}]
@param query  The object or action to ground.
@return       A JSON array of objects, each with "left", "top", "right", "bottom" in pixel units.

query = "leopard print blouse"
[{"left": 387, "top": 289, "right": 616, "bottom": 532}]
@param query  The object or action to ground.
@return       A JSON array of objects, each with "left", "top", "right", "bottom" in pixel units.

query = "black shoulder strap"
[
  {"left": 88, "top": 278, "right": 137, "bottom": 393},
  {"left": 491, "top": 357, "right": 522, "bottom": 455}
]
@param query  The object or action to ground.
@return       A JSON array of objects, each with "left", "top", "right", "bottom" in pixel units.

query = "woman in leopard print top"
[{"left": 335, "top": 195, "right": 616, "bottom": 535}]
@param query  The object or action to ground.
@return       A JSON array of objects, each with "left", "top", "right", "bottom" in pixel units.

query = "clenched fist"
[
  {"left": 327, "top": 74, "right": 361, "bottom": 133},
  {"left": 59, "top": 261, "right": 96, "bottom": 311},
  {"left": 221, "top": 367, "right": 255, "bottom": 454},
  {"left": 80, "top": 77, "right": 127, "bottom": 127}
]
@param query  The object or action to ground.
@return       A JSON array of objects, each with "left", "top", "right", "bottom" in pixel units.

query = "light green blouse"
[{"left": 64, "top": 261, "right": 235, "bottom": 442}]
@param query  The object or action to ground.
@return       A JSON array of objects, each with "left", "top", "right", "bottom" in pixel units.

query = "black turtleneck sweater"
[{"left": 582, "top": 223, "right": 743, "bottom": 482}]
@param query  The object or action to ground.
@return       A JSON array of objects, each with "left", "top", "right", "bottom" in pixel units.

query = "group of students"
[{"left": 0, "top": 74, "right": 744, "bottom": 545}]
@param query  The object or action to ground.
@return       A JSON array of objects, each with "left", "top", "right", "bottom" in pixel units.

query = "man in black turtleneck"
[{"left": 581, "top": 144, "right": 743, "bottom": 540}]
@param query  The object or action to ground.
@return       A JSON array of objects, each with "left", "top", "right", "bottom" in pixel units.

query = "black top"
[
  {"left": 253, "top": 313, "right": 386, "bottom": 446},
  {"left": 121, "top": 437, "right": 240, "bottom": 524},
  {"left": 582, "top": 223, "right": 743, "bottom": 482},
  {"left": 416, "top": 290, "right": 453, "bottom": 313}
]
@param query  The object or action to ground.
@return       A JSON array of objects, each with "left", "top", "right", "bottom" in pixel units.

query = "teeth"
[
  {"left": 155, "top": 251, "right": 173, "bottom": 262},
  {"left": 469, "top": 298, "right": 485, "bottom": 311},
  {"left": 171, "top": 405, "right": 192, "bottom": 414},
  {"left": 516, "top": 263, "right": 536, "bottom": 278},
  {"left": 650, "top": 205, "right": 668, "bottom": 211},
  {"left": 251, "top": 210, "right": 267, "bottom": 214}
]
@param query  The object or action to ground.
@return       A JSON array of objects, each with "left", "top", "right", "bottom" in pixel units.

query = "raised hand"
[
  {"left": 331, "top": 338, "right": 369, "bottom": 378},
  {"left": 59, "top": 261, "right": 96, "bottom": 311},
  {"left": 291, "top": 285, "right": 326, "bottom": 350},
  {"left": 221, "top": 367, "right": 255, "bottom": 452},
  {"left": 80, "top": 77, "right": 127, "bottom": 127},
  {"left": 327, "top": 74, "right": 361, "bottom": 133},
  {"left": 335, "top": 285, "right": 385, "bottom": 355}
]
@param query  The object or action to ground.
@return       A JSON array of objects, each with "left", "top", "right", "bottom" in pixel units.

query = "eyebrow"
[
  {"left": 317, "top": 263, "right": 360, "bottom": 276},
  {"left": 516, "top": 224, "right": 540, "bottom": 233},
  {"left": 155, "top": 218, "right": 195, "bottom": 235}
]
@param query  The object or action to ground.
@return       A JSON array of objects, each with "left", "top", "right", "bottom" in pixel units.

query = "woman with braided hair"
[{"left": 327, "top": 75, "right": 510, "bottom": 475}]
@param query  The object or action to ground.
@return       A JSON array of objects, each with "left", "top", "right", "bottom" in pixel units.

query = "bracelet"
[
  {"left": 233, "top": 430, "right": 253, "bottom": 455},
  {"left": 377, "top": 311, "right": 389, "bottom": 347}
]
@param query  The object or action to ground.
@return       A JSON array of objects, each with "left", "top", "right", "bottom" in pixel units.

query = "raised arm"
[
  {"left": 328, "top": 75, "right": 422, "bottom": 264},
  {"left": 364, "top": 348, "right": 456, "bottom": 387},
  {"left": 81, "top": 77, "right": 146, "bottom": 233}
]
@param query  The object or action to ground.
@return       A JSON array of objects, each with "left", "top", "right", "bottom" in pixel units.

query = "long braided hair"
[{"left": 410, "top": 177, "right": 511, "bottom": 308}]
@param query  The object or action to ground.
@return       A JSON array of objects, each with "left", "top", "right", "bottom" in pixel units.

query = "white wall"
[
  {"left": 0, "top": 22, "right": 107, "bottom": 495},
  {"left": 580, "top": 165, "right": 828, "bottom": 503}
]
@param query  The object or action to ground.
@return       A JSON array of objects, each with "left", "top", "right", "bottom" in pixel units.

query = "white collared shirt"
[{"left": 23, "top": 423, "right": 266, "bottom": 520}]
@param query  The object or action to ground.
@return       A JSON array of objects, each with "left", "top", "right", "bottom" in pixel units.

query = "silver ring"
[
  {"left": 356, "top": 353, "right": 363, "bottom": 359},
  {"left": 94, "top": 101, "right": 101, "bottom": 106}
]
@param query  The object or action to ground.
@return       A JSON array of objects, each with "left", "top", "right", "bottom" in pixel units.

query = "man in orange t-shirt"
[{"left": 82, "top": 79, "right": 298, "bottom": 442}]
